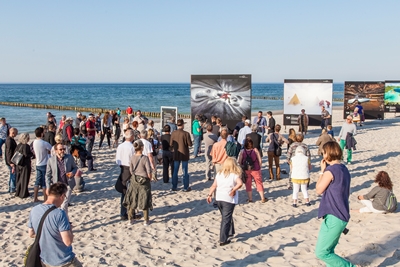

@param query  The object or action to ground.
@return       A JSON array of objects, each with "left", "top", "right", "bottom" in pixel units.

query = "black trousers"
[
  {"left": 217, "top": 201, "right": 235, "bottom": 243},
  {"left": 162, "top": 150, "right": 174, "bottom": 183}
]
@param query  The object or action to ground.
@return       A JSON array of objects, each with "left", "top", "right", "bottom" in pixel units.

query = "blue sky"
[{"left": 0, "top": 1, "right": 399, "bottom": 83}]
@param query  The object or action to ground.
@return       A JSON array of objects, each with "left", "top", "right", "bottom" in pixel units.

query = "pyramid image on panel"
[{"left": 288, "top": 94, "right": 301, "bottom": 105}]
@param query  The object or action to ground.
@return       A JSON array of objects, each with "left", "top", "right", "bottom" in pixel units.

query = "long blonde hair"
[{"left": 219, "top": 157, "right": 242, "bottom": 177}]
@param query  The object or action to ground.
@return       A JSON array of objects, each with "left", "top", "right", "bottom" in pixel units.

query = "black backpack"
[
  {"left": 80, "top": 122, "right": 87, "bottom": 135},
  {"left": 243, "top": 150, "right": 255, "bottom": 170}
]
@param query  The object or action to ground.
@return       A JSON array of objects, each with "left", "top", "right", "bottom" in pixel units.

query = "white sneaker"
[{"left": 143, "top": 220, "right": 150, "bottom": 226}]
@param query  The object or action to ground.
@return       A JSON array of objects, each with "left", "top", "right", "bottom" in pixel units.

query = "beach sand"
[{"left": 1, "top": 109, "right": 400, "bottom": 267}]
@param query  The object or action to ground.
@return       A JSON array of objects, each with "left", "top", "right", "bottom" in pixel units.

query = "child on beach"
[
  {"left": 327, "top": 125, "right": 334, "bottom": 138},
  {"left": 290, "top": 146, "right": 311, "bottom": 207}
]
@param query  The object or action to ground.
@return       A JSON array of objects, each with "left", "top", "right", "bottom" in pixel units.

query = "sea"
[{"left": 0, "top": 83, "right": 344, "bottom": 133}]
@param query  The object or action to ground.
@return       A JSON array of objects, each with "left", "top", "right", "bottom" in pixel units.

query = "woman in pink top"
[{"left": 238, "top": 137, "right": 267, "bottom": 203}]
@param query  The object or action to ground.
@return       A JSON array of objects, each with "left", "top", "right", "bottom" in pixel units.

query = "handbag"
[
  {"left": 24, "top": 206, "right": 57, "bottom": 267},
  {"left": 272, "top": 134, "right": 282, "bottom": 157},
  {"left": 131, "top": 155, "right": 148, "bottom": 185},
  {"left": 240, "top": 167, "right": 247, "bottom": 183},
  {"left": 11, "top": 145, "right": 24, "bottom": 166}
]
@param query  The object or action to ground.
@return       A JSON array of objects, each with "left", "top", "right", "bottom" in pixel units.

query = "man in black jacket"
[
  {"left": 5, "top": 127, "right": 18, "bottom": 195},
  {"left": 266, "top": 111, "right": 276, "bottom": 134}
]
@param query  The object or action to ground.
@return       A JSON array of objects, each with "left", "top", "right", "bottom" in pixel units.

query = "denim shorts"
[{"left": 35, "top": 165, "right": 47, "bottom": 187}]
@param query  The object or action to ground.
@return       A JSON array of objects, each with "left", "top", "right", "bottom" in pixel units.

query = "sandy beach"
[{"left": 1, "top": 109, "right": 400, "bottom": 267}]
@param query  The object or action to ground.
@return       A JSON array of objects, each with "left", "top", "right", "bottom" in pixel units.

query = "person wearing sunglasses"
[{"left": 45, "top": 143, "right": 78, "bottom": 218}]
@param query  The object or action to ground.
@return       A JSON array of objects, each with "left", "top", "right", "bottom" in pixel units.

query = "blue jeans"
[
  {"left": 35, "top": 165, "right": 47, "bottom": 187},
  {"left": 0, "top": 138, "right": 5, "bottom": 157},
  {"left": 258, "top": 132, "right": 265, "bottom": 149},
  {"left": 193, "top": 134, "right": 201, "bottom": 157},
  {"left": 8, "top": 165, "right": 16, "bottom": 193},
  {"left": 172, "top": 160, "right": 189, "bottom": 190}
]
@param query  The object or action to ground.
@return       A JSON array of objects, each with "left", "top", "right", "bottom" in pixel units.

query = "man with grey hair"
[
  {"left": 115, "top": 129, "right": 135, "bottom": 221},
  {"left": 140, "top": 130, "right": 155, "bottom": 170},
  {"left": 5, "top": 127, "right": 18, "bottom": 195},
  {"left": 167, "top": 116, "right": 177, "bottom": 133},
  {"left": 237, "top": 119, "right": 252, "bottom": 147}
]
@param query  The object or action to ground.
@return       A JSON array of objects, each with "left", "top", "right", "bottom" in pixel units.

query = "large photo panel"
[
  {"left": 343, "top": 81, "right": 385, "bottom": 119},
  {"left": 191, "top": 74, "right": 251, "bottom": 131},
  {"left": 283, "top": 79, "right": 333, "bottom": 126},
  {"left": 384, "top": 81, "right": 400, "bottom": 112}
]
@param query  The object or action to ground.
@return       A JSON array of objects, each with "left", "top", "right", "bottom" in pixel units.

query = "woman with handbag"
[
  {"left": 15, "top": 133, "right": 34, "bottom": 198},
  {"left": 265, "top": 124, "right": 288, "bottom": 180},
  {"left": 237, "top": 137, "right": 266, "bottom": 203},
  {"left": 123, "top": 140, "right": 153, "bottom": 226}
]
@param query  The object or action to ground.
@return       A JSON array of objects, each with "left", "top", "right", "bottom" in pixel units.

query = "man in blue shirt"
[
  {"left": 28, "top": 182, "right": 82, "bottom": 267},
  {"left": 252, "top": 111, "right": 267, "bottom": 148}
]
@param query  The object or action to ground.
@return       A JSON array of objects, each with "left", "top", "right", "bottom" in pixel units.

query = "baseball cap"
[{"left": 245, "top": 119, "right": 251, "bottom": 124}]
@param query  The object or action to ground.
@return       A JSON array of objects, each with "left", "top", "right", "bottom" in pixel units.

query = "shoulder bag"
[
  {"left": 24, "top": 206, "right": 57, "bottom": 267},
  {"left": 273, "top": 133, "right": 282, "bottom": 157},
  {"left": 132, "top": 156, "right": 148, "bottom": 185},
  {"left": 11, "top": 144, "right": 24, "bottom": 166}
]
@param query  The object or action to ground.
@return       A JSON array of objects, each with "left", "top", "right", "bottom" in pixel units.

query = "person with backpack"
[
  {"left": 265, "top": 124, "right": 288, "bottom": 180},
  {"left": 238, "top": 137, "right": 266, "bottom": 203},
  {"left": 353, "top": 171, "right": 397, "bottom": 213}
]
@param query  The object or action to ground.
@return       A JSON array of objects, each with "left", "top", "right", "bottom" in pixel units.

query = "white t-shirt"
[
  {"left": 215, "top": 172, "right": 239, "bottom": 204},
  {"left": 140, "top": 139, "right": 153, "bottom": 157},
  {"left": 115, "top": 141, "right": 135, "bottom": 167},
  {"left": 33, "top": 139, "right": 52, "bottom": 166}
]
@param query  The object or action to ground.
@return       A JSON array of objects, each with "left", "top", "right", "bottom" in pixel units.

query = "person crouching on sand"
[{"left": 206, "top": 157, "right": 243, "bottom": 246}]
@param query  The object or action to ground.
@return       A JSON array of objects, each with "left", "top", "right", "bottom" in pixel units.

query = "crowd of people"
[{"left": 0, "top": 102, "right": 396, "bottom": 267}]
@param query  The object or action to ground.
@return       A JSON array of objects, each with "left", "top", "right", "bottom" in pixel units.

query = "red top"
[
  {"left": 126, "top": 107, "right": 133, "bottom": 114},
  {"left": 86, "top": 120, "right": 96, "bottom": 137}
]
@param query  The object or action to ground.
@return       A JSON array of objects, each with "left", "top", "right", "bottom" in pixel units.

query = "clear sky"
[{"left": 1, "top": 1, "right": 399, "bottom": 83}]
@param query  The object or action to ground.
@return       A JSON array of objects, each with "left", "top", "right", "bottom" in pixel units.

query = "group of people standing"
[{"left": 0, "top": 102, "right": 394, "bottom": 267}]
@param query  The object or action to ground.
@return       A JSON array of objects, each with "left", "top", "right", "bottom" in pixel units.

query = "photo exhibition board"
[
  {"left": 160, "top": 106, "right": 178, "bottom": 131},
  {"left": 191, "top": 74, "right": 252, "bottom": 132},
  {"left": 283, "top": 79, "right": 333, "bottom": 126},
  {"left": 343, "top": 81, "right": 385, "bottom": 119},
  {"left": 384, "top": 81, "right": 400, "bottom": 112}
]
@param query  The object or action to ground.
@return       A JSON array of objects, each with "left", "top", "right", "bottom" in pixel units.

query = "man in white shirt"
[
  {"left": 33, "top": 127, "right": 52, "bottom": 202},
  {"left": 139, "top": 130, "right": 155, "bottom": 170},
  {"left": 237, "top": 119, "right": 252, "bottom": 147},
  {"left": 115, "top": 129, "right": 135, "bottom": 221},
  {"left": 132, "top": 110, "right": 148, "bottom": 132}
]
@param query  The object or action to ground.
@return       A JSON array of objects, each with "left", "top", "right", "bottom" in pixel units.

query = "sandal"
[
  {"left": 261, "top": 198, "right": 268, "bottom": 203},
  {"left": 246, "top": 199, "right": 253, "bottom": 203}
]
